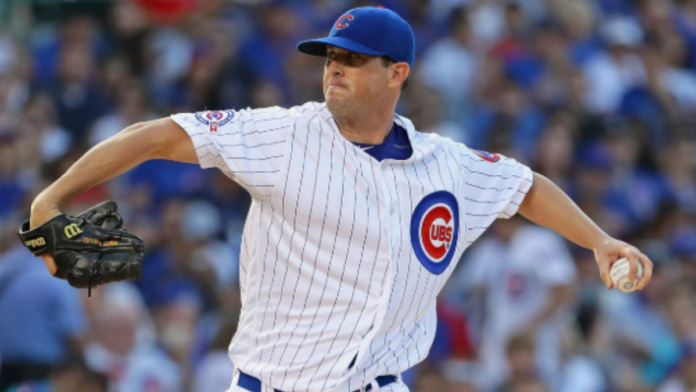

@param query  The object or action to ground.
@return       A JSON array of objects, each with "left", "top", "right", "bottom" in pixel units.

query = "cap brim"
[{"left": 297, "top": 37, "right": 384, "bottom": 58}]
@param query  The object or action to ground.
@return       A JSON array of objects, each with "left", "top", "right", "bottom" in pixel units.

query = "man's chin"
[
  {"left": 326, "top": 97, "right": 349, "bottom": 113},
  {"left": 325, "top": 90, "right": 347, "bottom": 102}
]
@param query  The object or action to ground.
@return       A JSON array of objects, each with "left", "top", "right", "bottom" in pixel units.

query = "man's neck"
[{"left": 334, "top": 114, "right": 394, "bottom": 145}]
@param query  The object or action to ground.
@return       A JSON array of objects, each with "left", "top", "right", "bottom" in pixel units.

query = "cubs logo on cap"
[
  {"left": 194, "top": 110, "right": 235, "bottom": 133},
  {"left": 335, "top": 13, "right": 354, "bottom": 29},
  {"left": 410, "top": 191, "right": 460, "bottom": 274}
]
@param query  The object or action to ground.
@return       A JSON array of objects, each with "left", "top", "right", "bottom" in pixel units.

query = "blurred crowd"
[{"left": 0, "top": 0, "right": 695, "bottom": 391}]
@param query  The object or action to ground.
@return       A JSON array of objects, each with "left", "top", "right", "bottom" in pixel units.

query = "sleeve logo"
[
  {"left": 471, "top": 149, "right": 501, "bottom": 163},
  {"left": 194, "top": 110, "right": 235, "bottom": 132}
]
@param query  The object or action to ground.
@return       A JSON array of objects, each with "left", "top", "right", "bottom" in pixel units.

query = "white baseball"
[{"left": 610, "top": 257, "right": 643, "bottom": 293}]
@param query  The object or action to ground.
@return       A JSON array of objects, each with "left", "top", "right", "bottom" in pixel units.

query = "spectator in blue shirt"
[
  {"left": 6, "top": 356, "right": 107, "bottom": 392},
  {"left": 0, "top": 245, "right": 86, "bottom": 390}
]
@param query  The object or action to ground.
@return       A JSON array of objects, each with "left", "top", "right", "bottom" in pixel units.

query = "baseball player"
[{"left": 27, "top": 7, "right": 653, "bottom": 392}]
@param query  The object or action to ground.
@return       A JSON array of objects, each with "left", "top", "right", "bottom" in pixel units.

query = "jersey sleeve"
[
  {"left": 453, "top": 145, "right": 534, "bottom": 242},
  {"left": 170, "top": 106, "right": 292, "bottom": 198}
]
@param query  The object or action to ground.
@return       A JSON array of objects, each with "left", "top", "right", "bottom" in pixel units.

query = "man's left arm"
[{"left": 518, "top": 172, "right": 653, "bottom": 290}]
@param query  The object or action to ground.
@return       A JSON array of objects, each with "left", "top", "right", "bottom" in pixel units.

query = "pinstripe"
[
  {"left": 245, "top": 121, "right": 296, "bottom": 373},
  {"left": 197, "top": 150, "right": 284, "bottom": 162},
  {"left": 218, "top": 140, "right": 286, "bottom": 149},
  {"left": 408, "top": 160, "right": 435, "bottom": 364},
  {"left": 311, "top": 141, "right": 362, "bottom": 387},
  {"left": 189, "top": 125, "right": 290, "bottom": 138},
  {"left": 465, "top": 182, "right": 517, "bottom": 192},
  {"left": 272, "top": 121, "right": 325, "bottom": 383},
  {"left": 355, "top": 160, "right": 393, "bottom": 388},
  {"left": 290, "top": 128, "right": 338, "bottom": 390},
  {"left": 382, "top": 163, "right": 418, "bottom": 372},
  {"left": 260, "top": 122, "right": 310, "bottom": 376},
  {"left": 320, "top": 148, "right": 382, "bottom": 392},
  {"left": 404, "top": 163, "right": 425, "bottom": 369},
  {"left": 381, "top": 164, "right": 407, "bottom": 375},
  {"left": 301, "top": 133, "right": 355, "bottom": 385},
  {"left": 260, "top": 110, "right": 327, "bottom": 374},
  {"left": 241, "top": 114, "right": 292, "bottom": 124},
  {"left": 395, "top": 163, "right": 422, "bottom": 370}
]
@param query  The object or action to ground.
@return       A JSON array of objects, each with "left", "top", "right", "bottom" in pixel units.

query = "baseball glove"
[{"left": 18, "top": 201, "right": 144, "bottom": 295}]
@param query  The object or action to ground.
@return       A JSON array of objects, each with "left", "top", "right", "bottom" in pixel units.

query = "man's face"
[{"left": 323, "top": 45, "right": 391, "bottom": 116}]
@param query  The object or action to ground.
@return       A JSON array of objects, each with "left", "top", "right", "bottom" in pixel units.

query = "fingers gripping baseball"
[
  {"left": 620, "top": 246, "right": 641, "bottom": 281},
  {"left": 625, "top": 248, "right": 653, "bottom": 290},
  {"left": 594, "top": 248, "right": 613, "bottom": 290},
  {"left": 594, "top": 239, "right": 654, "bottom": 291}
]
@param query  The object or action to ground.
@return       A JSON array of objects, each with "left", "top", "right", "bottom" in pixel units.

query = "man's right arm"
[{"left": 31, "top": 118, "right": 195, "bottom": 274}]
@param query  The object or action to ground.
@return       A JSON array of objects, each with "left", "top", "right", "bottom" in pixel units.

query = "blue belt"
[{"left": 237, "top": 370, "right": 397, "bottom": 392}]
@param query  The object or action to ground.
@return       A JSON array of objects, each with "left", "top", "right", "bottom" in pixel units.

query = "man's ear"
[{"left": 388, "top": 63, "right": 410, "bottom": 89}]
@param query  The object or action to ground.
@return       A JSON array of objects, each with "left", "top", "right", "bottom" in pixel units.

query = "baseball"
[{"left": 610, "top": 257, "right": 643, "bottom": 293}]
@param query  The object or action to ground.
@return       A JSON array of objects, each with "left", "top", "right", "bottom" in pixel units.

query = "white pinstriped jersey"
[{"left": 171, "top": 101, "right": 533, "bottom": 392}]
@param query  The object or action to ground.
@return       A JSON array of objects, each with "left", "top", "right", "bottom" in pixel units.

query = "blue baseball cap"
[{"left": 297, "top": 7, "right": 416, "bottom": 68}]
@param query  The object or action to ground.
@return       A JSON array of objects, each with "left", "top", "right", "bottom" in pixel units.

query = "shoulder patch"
[
  {"left": 194, "top": 110, "right": 235, "bottom": 132},
  {"left": 470, "top": 149, "right": 500, "bottom": 163}
]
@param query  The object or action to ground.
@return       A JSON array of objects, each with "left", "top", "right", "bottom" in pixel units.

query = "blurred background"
[{"left": 0, "top": 0, "right": 695, "bottom": 391}]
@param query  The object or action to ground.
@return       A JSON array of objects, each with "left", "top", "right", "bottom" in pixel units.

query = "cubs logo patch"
[
  {"left": 471, "top": 149, "right": 500, "bottom": 163},
  {"left": 194, "top": 110, "right": 235, "bottom": 132},
  {"left": 410, "top": 191, "right": 460, "bottom": 275},
  {"left": 335, "top": 13, "right": 354, "bottom": 29}
]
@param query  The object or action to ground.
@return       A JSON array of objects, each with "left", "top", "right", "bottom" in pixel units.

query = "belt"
[{"left": 237, "top": 370, "right": 397, "bottom": 392}]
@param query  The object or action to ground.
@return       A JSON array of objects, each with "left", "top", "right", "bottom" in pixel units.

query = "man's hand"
[
  {"left": 594, "top": 237, "right": 653, "bottom": 291},
  {"left": 30, "top": 197, "right": 62, "bottom": 275}
]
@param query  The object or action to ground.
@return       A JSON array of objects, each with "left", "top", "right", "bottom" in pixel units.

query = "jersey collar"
[
  {"left": 392, "top": 113, "right": 438, "bottom": 162},
  {"left": 318, "top": 101, "right": 438, "bottom": 163}
]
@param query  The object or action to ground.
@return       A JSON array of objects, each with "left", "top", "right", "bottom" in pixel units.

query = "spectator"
[
  {"left": 419, "top": 6, "right": 478, "bottom": 117},
  {"left": 83, "top": 286, "right": 181, "bottom": 392},
  {"left": 657, "top": 342, "right": 696, "bottom": 392},
  {"left": 0, "top": 245, "right": 86, "bottom": 390},
  {"left": 556, "top": 305, "right": 608, "bottom": 392},
  {"left": 89, "top": 80, "right": 156, "bottom": 146},
  {"left": 583, "top": 17, "right": 646, "bottom": 114},
  {"left": 192, "top": 311, "right": 238, "bottom": 392},
  {"left": 495, "top": 333, "right": 546, "bottom": 392},
  {"left": 460, "top": 218, "right": 576, "bottom": 391},
  {"left": 6, "top": 355, "right": 108, "bottom": 392},
  {"left": 412, "top": 364, "right": 448, "bottom": 392},
  {"left": 47, "top": 41, "right": 108, "bottom": 141}
]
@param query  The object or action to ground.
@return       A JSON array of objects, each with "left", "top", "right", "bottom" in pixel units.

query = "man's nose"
[{"left": 326, "top": 59, "right": 344, "bottom": 75}]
